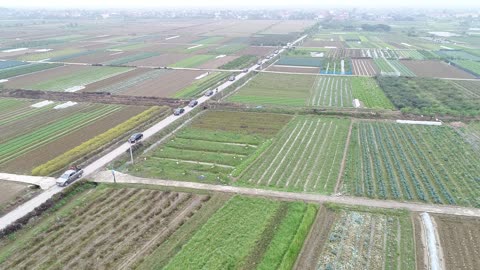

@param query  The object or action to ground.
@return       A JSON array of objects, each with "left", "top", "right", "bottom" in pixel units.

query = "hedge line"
[{"left": 31, "top": 106, "right": 163, "bottom": 176}]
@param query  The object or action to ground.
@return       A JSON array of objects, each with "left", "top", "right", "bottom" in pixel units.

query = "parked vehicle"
[
  {"left": 243, "top": 68, "right": 249, "bottom": 73},
  {"left": 204, "top": 90, "right": 214, "bottom": 96},
  {"left": 188, "top": 100, "right": 198, "bottom": 107},
  {"left": 174, "top": 108, "right": 185, "bottom": 115},
  {"left": 229, "top": 75, "right": 236, "bottom": 81},
  {"left": 128, "top": 133, "right": 143, "bottom": 144},
  {"left": 56, "top": 167, "right": 83, "bottom": 187}
]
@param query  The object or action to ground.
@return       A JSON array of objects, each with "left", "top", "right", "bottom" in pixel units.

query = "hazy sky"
[{"left": 0, "top": 0, "right": 479, "bottom": 9}]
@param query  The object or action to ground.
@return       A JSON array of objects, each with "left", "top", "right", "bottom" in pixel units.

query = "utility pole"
[
  {"left": 111, "top": 169, "right": 116, "bottom": 184},
  {"left": 129, "top": 143, "right": 134, "bottom": 164}
]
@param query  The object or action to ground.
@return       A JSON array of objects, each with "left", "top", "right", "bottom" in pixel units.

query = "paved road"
[
  {"left": 0, "top": 173, "right": 56, "bottom": 190},
  {"left": 94, "top": 171, "right": 480, "bottom": 218},
  {"left": 0, "top": 35, "right": 307, "bottom": 230}
]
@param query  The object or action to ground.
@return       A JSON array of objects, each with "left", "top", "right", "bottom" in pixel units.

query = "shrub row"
[
  {"left": 31, "top": 106, "right": 163, "bottom": 176},
  {"left": 0, "top": 181, "right": 97, "bottom": 238}
]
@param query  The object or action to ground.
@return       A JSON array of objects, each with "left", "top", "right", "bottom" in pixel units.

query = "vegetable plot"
[
  {"left": 238, "top": 116, "right": 350, "bottom": 193},
  {"left": 343, "top": 121, "right": 480, "bottom": 207}
]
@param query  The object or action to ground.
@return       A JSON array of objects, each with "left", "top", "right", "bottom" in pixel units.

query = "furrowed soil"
[
  {"left": 0, "top": 187, "right": 212, "bottom": 270},
  {"left": 294, "top": 205, "right": 338, "bottom": 270},
  {"left": 400, "top": 60, "right": 476, "bottom": 79},
  {"left": 237, "top": 46, "right": 274, "bottom": 56},
  {"left": 81, "top": 68, "right": 150, "bottom": 92},
  {"left": 126, "top": 53, "right": 190, "bottom": 67},
  {"left": 121, "top": 70, "right": 205, "bottom": 97},
  {"left": 433, "top": 214, "right": 480, "bottom": 270}
]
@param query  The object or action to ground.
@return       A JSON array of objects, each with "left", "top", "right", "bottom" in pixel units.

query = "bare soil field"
[
  {"left": 266, "top": 65, "right": 321, "bottom": 74},
  {"left": 122, "top": 70, "right": 204, "bottom": 97},
  {"left": 2, "top": 105, "right": 147, "bottom": 174},
  {"left": 82, "top": 68, "right": 150, "bottom": 92},
  {"left": 434, "top": 214, "right": 480, "bottom": 270},
  {"left": 352, "top": 59, "right": 379, "bottom": 76},
  {"left": 65, "top": 51, "right": 136, "bottom": 64},
  {"left": 126, "top": 53, "right": 190, "bottom": 67},
  {"left": 400, "top": 60, "right": 476, "bottom": 79},
  {"left": 138, "top": 43, "right": 187, "bottom": 53},
  {"left": 261, "top": 20, "right": 316, "bottom": 35},
  {"left": 0, "top": 181, "right": 39, "bottom": 217},
  {"left": 200, "top": 20, "right": 278, "bottom": 37},
  {"left": 3, "top": 65, "right": 86, "bottom": 89},
  {"left": 237, "top": 46, "right": 275, "bottom": 56},
  {"left": 302, "top": 40, "right": 345, "bottom": 48},
  {"left": 198, "top": 55, "right": 239, "bottom": 69},
  {"left": 295, "top": 206, "right": 338, "bottom": 270}
]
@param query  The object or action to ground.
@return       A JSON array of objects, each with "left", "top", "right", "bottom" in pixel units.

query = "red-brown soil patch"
[
  {"left": 122, "top": 70, "right": 204, "bottom": 97},
  {"left": 127, "top": 53, "right": 190, "bottom": 67},
  {"left": 400, "top": 60, "right": 476, "bottom": 79}
]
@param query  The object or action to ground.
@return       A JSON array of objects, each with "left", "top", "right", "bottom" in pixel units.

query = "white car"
[{"left": 56, "top": 169, "right": 83, "bottom": 187}]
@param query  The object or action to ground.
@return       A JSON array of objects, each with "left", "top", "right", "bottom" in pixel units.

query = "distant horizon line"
[{"left": 1, "top": 5, "right": 480, "bottom": 10}]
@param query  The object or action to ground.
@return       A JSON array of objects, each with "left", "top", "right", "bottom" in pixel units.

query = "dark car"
[
  {"left": 188, "top": 100, "right": 198, "bottom": 107},
  {"left": 128, "top": 133, "right": 143, "bottom": 144},
  {"left": 204, "top": 90, "right": 214, "bottom": 97},
  {"left": 174, "top": 108, "right": 185, "bottom": 116}
]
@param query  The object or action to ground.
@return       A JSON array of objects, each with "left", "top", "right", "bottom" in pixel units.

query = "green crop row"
[
  {"left": 219, "top": 55, "right": 257, "bottom": 70},
  {"left": 170, "top": 55, "right": 215, "bottom": 68},
  {"left": 163, "top": 196, "right": 280, "bottom": 269},
  {"left": 174, "top": 72, "right": 230, "bottom": 98},
  {"left": 31, "top": 106, "right": 163, "bottom": 176},
  {"left": 0, "top": 63, "right": 62, "bottom": 80},
  {"left": 28, "top": 66, "right": 132, "bottom": 91},
  {"left": 0, "top": 105, "right": 121, "bottom": 165},
  {"left": 103, "top": 52, "right": 159, "bottom": 65}
]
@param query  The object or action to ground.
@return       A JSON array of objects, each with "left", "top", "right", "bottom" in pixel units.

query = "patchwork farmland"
[
  {"left": 1, "top": 12, "right": 480, "bottom": 270},
  {"left": 0, "top": 98, "right": 161, "bottom": 173},
  {"left": 128, "top": 111, "right": 292, "bottom": 184}
]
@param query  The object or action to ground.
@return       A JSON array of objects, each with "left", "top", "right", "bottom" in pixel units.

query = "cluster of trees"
[{"left": 376, "top": 77, "right": 480, "bottom": 116}]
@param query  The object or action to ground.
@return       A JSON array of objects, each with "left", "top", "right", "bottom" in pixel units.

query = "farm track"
[{"left": 93, "top": 171, "right": 480, "bottom": 218}]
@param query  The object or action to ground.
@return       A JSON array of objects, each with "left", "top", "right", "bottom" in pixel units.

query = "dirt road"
[{"left": 93, "top": 171, "right": 480, "bottom": 218}]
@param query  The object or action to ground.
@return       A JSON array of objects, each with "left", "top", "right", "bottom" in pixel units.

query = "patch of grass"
[
  {"left": 170, "top": 55, "right": 216, "bottom": 68},
  {"left": 163, "top": 196, "right": 281, "bottom": 269},
  {"left": 219, "top": 55, "right": 257, "bottom": 70},
  {"left": 18, "top": 48, "right": 82, "bottom": 61},
  {"left": 0, "top": 63, "right": 62, "bottom": 80},
  {"left": 228, "top": 73, "right": 315, "bottom": 106},
  {"left": 174, "top": 72, "right": 229, "bottom": 98},
  {"left": 258, "top": 203, "right": 317, "bottom": 270},
  {"left": 193, "top": 36, "right": 224, "bottom": 45},
  {"left": 351, "top": 77, "right": 394, "bottom": 109}
]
